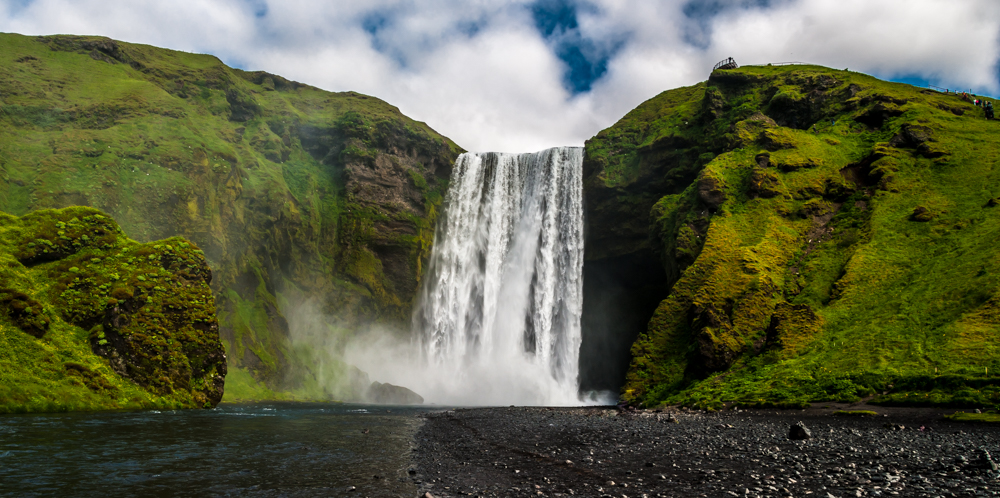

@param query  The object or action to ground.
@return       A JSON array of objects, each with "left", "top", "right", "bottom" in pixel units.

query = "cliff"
[
  {"left": 0, "top": 33, "right": 461, "bottom": 398},
  {"left": 584, "top": 64, "right": 1000, "bottom": 409},
  {"left": 0, "top": 206, "right": 225, "bottom": 412}
]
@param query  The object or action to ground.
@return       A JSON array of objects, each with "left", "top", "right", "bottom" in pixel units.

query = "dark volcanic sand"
[{"left": 411, "top": 405, "right": 1000, "bottom": 498}]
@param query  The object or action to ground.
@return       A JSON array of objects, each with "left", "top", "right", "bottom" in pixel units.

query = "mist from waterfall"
[
  {"left": 412, "top": 147, "right": 587, "bottom": 405},
  {"left": 342, "top": 147, "right": 604, "bottom": 405}
]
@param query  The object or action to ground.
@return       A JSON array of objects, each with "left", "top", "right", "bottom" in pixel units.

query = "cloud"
[
  {"left": 2, "top": 0, "right": 999, "bottom": 151},
  {"left": 708, "top": 0, "right": 1000, "bottom": 91}
]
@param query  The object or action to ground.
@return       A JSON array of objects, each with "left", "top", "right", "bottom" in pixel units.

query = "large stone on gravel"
[
  {"left": 978, "top": 449, "right": 998, "bottom": 471},
  {"left": 789, "top": 421, "right": 812, "bottom": 440},
  {"left": 367, "top": 381, "right": 424, "bottom": 405}
]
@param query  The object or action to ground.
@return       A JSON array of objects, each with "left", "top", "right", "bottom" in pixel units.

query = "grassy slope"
[
  {"left": 0, "top": 206, "right": 225, "bottom": 413},
  {"left": 0, "top": 33, "right": 461, "bottom": 401},
  {"left": 585, "top": 64, "right": 1000, "bottom": 410}
]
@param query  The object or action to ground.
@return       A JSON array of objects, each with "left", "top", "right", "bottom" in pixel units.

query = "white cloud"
[
  {"left": 709, "top": 0, "right": 1000, "bottom": 91},
  {"left": 2, "top": 0, "right": 999, "bottom": 151},
  {"left": 3, "top": 0, "right": 257, "bottom": 55}
]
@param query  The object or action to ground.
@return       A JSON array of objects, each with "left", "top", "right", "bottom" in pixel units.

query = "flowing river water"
[{"left": 0, "top": 403, "right": 425, "bottom": 497}]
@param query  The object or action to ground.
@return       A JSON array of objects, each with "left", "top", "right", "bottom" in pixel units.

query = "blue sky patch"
[
  {"left": 530, "top": 0, "right": 620, "bottom": 95},
  {"left": 360, "top": 10, "right": 410, "bottom": 68},
  {"left": 532, "top": 0, "right": 578, "bottom": 37},
  {"left": 887, "top": 74, "right": 935, "bottom": 90}
]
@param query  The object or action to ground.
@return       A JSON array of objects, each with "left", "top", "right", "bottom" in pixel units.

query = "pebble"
[{"left": 411, "top": 406, "right": 1000, "bottom": 497}]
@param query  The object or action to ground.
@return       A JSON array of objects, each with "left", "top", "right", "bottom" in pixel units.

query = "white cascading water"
[{"left": 412, "top": 147, "right": 585, "bottom": 405}]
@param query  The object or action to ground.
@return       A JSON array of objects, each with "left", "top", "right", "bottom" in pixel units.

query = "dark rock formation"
[{"left": 368, "top": 381, "right": 423, "bottom": 405}]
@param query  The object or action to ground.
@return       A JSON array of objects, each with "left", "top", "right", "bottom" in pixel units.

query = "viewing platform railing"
[{"left": 712, "top": 57, "right": 738, "bottom": 71}]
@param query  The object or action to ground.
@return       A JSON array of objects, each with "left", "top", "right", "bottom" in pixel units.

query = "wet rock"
[
  {"left": 367, "top": 381, "right": 424, "bottom": 405},
  {"left": 346, "top": 366, "right": 372, "bottom": 401},
  {"left": 789, "top": 421, "right": 812, "bottom": 440}
]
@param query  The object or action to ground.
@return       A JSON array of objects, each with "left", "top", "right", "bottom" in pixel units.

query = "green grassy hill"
[
  {"left": 0, "top": 33, "right": 461, "bottom": 401},
  {"left": 0, "top": 206, "right": 225, "bottom": 413},
  {"left": 583, "top": 64, "right": 1000, "bottom": 409}
]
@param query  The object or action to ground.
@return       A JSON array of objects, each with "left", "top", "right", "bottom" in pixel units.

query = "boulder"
[
  {"left": 368, "top": 381, "right": 424, "bottom": 405},
  {"left": 789, "top": 421, "right": 812, "bottom": 440}
]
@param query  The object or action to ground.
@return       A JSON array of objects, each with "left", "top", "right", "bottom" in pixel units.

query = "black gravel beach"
[{"left": 411, "top": 405, "right": 1000, "bottom": 498}]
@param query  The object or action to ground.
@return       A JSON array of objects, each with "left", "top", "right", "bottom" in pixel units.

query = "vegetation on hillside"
[
  {"left": 0, "top": 206, "right": 225, "bottom": 413},
  {"left": 0, "top": 33, "right": 461, "bottom": 400},
  {"left": 584, "top": 64, "right": 1000, "bottom": 410}
]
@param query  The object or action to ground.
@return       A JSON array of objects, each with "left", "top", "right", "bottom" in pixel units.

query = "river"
[{"left": 0, "top": 402, "right": 428, "bottom": 497}]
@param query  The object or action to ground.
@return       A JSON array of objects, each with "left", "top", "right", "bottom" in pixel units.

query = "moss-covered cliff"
[
  {"left": 0, "top": 33, "right": 461, "bottom": 398},
  {"left": 0, "top": 206, "right": 225, "bottom": 412},
  {"left": 584, "top": 64, "right": 1000, "bottom": 409}
]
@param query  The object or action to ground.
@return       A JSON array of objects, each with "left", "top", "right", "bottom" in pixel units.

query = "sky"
[{"left": 2, "top": 0, "right": 999, "bottom": 152}]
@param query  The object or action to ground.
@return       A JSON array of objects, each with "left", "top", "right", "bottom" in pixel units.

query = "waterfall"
[{"left": 413, "top": 147, "right": 585, "bottom": 405}]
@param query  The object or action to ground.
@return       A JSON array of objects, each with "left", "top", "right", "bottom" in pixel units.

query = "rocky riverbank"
[{"left": 411, "top": 405, "right": 1000, "bottom": 498}]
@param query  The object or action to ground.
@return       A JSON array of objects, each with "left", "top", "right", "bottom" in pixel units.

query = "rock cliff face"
[
  {"left": 0, "top": 33, "right": 461, "bottom": 397},
  {"left": 0, "top": 206, "right": 226, "bottom": 412},
  {"left": 584, "top": 65, "right": 1000, "bottom": 409}
]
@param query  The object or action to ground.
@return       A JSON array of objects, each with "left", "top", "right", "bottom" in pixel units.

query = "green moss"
[
  {"left": 600, "top": 64, "right": 1000, "bottom": 409},
  {"left": 220, "top": 367, "right": 288, "bottom": 401},
  {"left": 0, "top": 33, "right": 461, "bottom": 398},
  {"left": 0, "top": 206, "right": 226, "bottom": 413},
  {"left": 945, "top": 411, "right": 1000, "bottom": 423},
  {"left": 833, "top": 410, "right": 878, "bottom": 416}
]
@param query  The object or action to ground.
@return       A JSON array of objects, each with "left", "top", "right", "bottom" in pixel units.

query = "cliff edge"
[{"left": 584, "top": 64, "right": 1000, "bottom": 409}]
